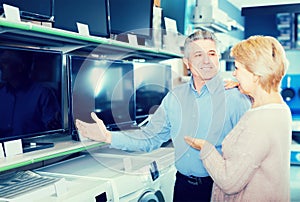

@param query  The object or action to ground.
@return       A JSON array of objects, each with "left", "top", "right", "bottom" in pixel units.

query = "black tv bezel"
[
  {"left": 67, "top": 55, "right": 136, "bottom": 137},
  {"left": 53, "top": 0, "right": 110, "bottom": 38},
  {"left": 108, "top": 0, "right": 154, "bottom": 39},
  {"left": 0, "top": 45, "right": 68, "bottom": 143},
  {"left": 0, "top": 0, "right": 54, "bottom": 22}
]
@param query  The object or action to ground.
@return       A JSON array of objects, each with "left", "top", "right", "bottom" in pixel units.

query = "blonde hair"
[{"left": 230, "top": 35, "right": 289, "bottom": 93}]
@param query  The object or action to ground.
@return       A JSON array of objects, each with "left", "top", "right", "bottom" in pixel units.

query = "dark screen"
[
  {"left": 0, "top": 46, "right": 66, "bottom": 142},
  {"left": 134, "top": 62, "right": 172, "bottom": 122},
  {"left": 69, "top": 56, "right": 135, "bottom": 132},
  {"left": 0, "top": 0, "right": 53, "bottom": 21},
  {"left": 109, "top": 0, "right": 154, "bottom": 38},
  {"left": 53, "top": 0, "right": 109, "bottom": 37}
]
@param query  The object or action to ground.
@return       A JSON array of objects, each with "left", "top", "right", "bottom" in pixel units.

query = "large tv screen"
[
  {"left": 53, "top": 0, "right": 109, "bottom": 37},
  {"left": 0, "top": 46, "right": 67, "bottom": 145},
  {"left": 68, "top": 55, "right": 136, "bottom": 133},
  {"left": 109, "top": 0, "right": 154, "bottom": 39}
]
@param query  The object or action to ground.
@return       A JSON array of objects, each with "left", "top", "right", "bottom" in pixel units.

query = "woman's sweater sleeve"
[{"left": 200, "top": 114, "right": 270, "bottom": 194}]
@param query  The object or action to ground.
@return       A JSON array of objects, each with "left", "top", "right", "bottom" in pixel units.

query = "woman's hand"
[
  {"left": 75, "top": 112, "right": 112, "bottom": 143},
  {"left": 184, "top": 136, "right": 206, "bottom": 150},
  {"left": 224, "top": 79, "right": 239, "bottom": 89}
]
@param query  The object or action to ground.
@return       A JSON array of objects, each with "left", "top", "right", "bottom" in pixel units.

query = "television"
[
  {"left": 109, "top": 0, "right": 154, "bottom": 43},
  {"left": 53, "top": 0, "right": 110, "bottom": 37},
  {"left": 133, "top": 62, "right": 172, "bottom": 125},
  {"left": 0, "top": 46, "right": 67, "bottom": 152},
  {"left": 68, "top": 55, "right": 136, "bottom": 135},
  {"left": 0, "top": 0, "right": 54, "bottom": 22}
]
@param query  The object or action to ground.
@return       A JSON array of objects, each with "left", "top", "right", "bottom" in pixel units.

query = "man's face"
[{"left": 185, "top": 39, "right": 220, "bottom": 81}]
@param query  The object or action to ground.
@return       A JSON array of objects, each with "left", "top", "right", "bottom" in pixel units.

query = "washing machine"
[
  {"left": 36, "top": 146, "right": 176, "bottom": 202},
  {"left": 88, "top": 145, "right": 176, "bottom": 201},
  {"left": 115, "top": 160, "right": 176, "bottom": 202}
]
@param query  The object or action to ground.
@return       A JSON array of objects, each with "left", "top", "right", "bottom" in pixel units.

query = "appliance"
[
  {"left": 281, "top": 75, "right": 300, "bottom": 116},
  {"left": 67, "top": 55, "right": 136, "bottom": 137},
  {"left": 36, "top": 146, "right": 176, "bottom": 202},
  {"left": 191, "top": 0, "right": 244, "bottom": 33},
  {"left": 133, "top": 62, "right": 172, "bottom": 125},
  {"left": 0, "top": 172, "right": 111, "bottom": 201},
  {"left": 109, "top": 0, "right": 154, "bottom": 45},
  {"left": 0, "top": 46, "right": 68, "bottom": 153},
  {"left": 53, "top": 0, "right": 110, "bottom": 38},
  {"left": 0, "top": 0, "right": 54, "bottom": 22}
]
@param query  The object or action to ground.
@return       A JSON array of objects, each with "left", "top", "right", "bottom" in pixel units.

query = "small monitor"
[
  {"left": 0, "top": 0, "right": 54, "bottom": 21},
  {"left": 134, "top": 62, "right": 172, "bottom": 124},
  {"left": 0, "top": 46, "right": 67, "bottom": 150},
  {"left": 109, "top": 0, "right": 154, "bottom": 40},
  {"left": 68, "top": 55, "right": 136, "bottom": 134},
  {"left": 53, "top": 0, "right": 109, "bottom": 37}
]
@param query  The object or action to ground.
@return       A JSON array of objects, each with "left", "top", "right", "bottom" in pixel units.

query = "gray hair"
[{"left": 183, "top": 30, "right": 220, "bottom": 58}]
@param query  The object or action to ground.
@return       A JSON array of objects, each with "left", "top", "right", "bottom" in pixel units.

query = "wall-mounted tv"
[{"left": 0, "top": 46, "right": 67, "bottom": 152}]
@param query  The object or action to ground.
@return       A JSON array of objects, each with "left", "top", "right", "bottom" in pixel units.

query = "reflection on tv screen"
[
  {"left": 134, "top": 62, "right": 172, "bottom": 122},
  {"left": 69, "top": 56, "right": 136, "bottom": 132},
  {"left": 0, "top": 47, "right": 65, "bottom": 142}
]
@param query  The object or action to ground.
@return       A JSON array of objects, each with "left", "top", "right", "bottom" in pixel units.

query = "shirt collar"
[{"left": 189, "top": 72, "right": 224, "bottom": 94}]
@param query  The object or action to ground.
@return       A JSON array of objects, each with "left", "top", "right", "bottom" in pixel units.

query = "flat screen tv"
[
  {"left": 68, "top": 55, "right": 136, "bottom": 135},
  {"left": 109, "top": 0, "right": 154, "bottom": 41},
  {"left": 0, "top": 46, "right": 67, "bottom": 152},
  {"left": 0, "top": 0, "right": 54, "bottom": 21},
  {"left": 133, "top": 62, "right": 172, "bottom": 125},
  {"left": 53, "top": 0, "right": 110, "bottom": 37}
]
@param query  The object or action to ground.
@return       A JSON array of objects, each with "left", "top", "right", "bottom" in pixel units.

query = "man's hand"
[
  {"left": 75, "top": 112, "right": 112, "bottom": 143},
  {"left": 184, "top": 136, "right": 206, "bottom": 150}
]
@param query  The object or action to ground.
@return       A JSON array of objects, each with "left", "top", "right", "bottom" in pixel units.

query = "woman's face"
[{"left": 232, "top": 61, "right": 256, "bottom": 95}]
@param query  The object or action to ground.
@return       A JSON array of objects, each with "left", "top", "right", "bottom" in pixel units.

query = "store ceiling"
[{"left": 228, "top": 0, "right": 300, "bottom": 9}]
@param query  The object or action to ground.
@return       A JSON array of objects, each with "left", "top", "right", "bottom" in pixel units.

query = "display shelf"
[
  {"left": 0, "top": 18, "right": 182, "bottom": 59},
  {"left": 0, "top": 139, "right": 106, "bottom": 172},
  {"left": 0, "top": 17, "right": 181, "bottom": 174}
]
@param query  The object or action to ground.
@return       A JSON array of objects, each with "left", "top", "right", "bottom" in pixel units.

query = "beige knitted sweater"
[{"left": 200, "top": 104, "right": 292, "bottom": 202}]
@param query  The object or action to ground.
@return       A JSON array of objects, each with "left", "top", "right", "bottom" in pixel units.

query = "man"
[{"left": 76, "top": 30, "right": 251, "bottom": 201}]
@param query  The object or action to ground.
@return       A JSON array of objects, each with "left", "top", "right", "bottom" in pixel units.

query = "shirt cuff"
[{"left": 110, "top": 131, "right": 125, "bottom": 148}]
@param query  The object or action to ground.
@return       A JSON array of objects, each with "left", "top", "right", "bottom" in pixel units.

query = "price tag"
[
  {"left": 76, "top": 22, "right": 90, "bottom": 36},
  {"left": 3, "top": 4, "right": 21, "bottom": 22},
  {"left": 4, "top": 139, "right": 23, "bottom": 157},
  {"left": 127, "top": 34, "right": 139, "bottom": 46},
  {"left": 0, "top": 143, "right": 5, "bottom": 158},
  {"left": 164, "top": 17, "right": 178, "bottom": 35}
]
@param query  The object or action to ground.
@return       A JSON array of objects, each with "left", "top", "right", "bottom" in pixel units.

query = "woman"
[{"left": 185, "top": 35, "right": 292, "bottom": 201}]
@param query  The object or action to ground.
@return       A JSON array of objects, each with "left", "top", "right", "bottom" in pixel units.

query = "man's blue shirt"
[{"left": 111, "top": 74, "right": 251, "bottom": 177}]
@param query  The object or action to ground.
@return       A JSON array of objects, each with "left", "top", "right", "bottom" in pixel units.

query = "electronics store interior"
[{"left": 0, "top": 0, "right": 300, "bottom": 201}]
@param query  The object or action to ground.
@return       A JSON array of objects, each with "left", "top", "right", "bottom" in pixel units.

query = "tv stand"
[{"left": 22, "top": 142, "right": 54, "bottom": 153}]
